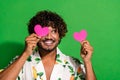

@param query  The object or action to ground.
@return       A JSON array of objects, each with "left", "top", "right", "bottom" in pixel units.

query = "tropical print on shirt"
[{"left": 15, "top": 48, "right": 85, "bottom": 80}]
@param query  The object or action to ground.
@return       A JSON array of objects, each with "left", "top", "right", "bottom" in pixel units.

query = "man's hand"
[
  {"left": 80, "top": 40, "right": 93, "bottom": 62},
  {"left": 24, "top": 33, "right": 40, "bottom": 55},
  {"left": 80, "top": 40, "right": 96, "bottom": 80},
  {"left": 0, "top": 33, "right": 41, "bottom": 80}
]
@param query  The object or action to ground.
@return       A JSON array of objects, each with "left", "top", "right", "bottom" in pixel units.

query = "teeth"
[{"left": 44, "top": 41, "right": 53, "bottom": 44}]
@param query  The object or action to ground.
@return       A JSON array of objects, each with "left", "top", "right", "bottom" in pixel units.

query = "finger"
[
  {"left": 81, "top": 47, "right": 87, "bottom": 55},
  {"left": 82, "top": 45, "right": 93, "bottom": 49},
  {"left": 84, "top": 48, "right": 93, "bottom": 56},
  {"left": 26, "top": 37, "right": 40, "bottom": 41},
  {"left": 82, "top": 46, "right": 93, "bottom": 53},
  {"left": 26, "top": 34, "right": 40, "bottom": 40},
  {"left": 26, "top": 41, "right": 38, "bottom": 44},
  {"left": 81, "top": 40, "right": 90, "bottom": 46},
  {"left": 29, "top": 33, "right": 41, "bottom": 39},
  {"left": 81, "top": 44, "right": 93, "bottom": 52},
  {"left": 82, "top": 42, "right": 92, "bottom": 50}
]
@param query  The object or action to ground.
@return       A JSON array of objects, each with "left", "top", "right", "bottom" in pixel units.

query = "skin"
[
  {"left": 81, "top": 40, "right": 96, "bottom": 80},
  {"left": 0, "top": 26, "right": 96, "bottom": 80},
  {"left": 37, "top": 27, "right": 60, "bottom": 80}
]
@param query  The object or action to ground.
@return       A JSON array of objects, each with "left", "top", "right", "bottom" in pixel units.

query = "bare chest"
[{"left": 43, "top": 61, "right": 55, "bottom": 80}]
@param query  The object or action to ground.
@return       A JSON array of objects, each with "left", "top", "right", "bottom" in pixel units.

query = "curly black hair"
[{"left": 28, "top": 10, "right": 68, "bottom": 39}]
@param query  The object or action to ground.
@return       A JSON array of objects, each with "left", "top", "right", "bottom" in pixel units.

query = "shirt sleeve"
[
  {"left": 77, "top": 64, "right": 86, "bottom": 80},
  {"left": 16, "top": 68, "right": 24, "bottom": 80},
  {"left": 71, "top": 57, "right": 86, "bottom": 80}
]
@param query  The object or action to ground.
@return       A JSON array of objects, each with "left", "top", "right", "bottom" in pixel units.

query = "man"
[{"left": 0, "top": 10, "right": 96, "bottom": 80}]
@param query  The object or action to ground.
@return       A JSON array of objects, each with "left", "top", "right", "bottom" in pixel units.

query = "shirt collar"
[{"left": 29, "top": 47, "right": 67, "bottom": 65}]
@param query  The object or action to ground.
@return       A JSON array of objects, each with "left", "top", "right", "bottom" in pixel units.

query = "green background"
[{"left": 0, "top": 0, "right": 120, "bottom": 80}]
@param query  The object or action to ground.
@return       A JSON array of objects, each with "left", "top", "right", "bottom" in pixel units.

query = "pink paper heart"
[
  {"left": 34, "top": 24, "right": 49, "bottom": 37},
  {"left": 73, "top": 30, "right": 87, "bottom": 42}
]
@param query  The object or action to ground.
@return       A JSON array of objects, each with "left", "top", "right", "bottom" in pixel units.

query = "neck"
[{"left": 38, "top": 48, "right": 57, "bottom": 61}]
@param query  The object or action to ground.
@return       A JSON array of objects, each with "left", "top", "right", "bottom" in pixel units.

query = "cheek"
[
  {"left": 54, "top": 35, "right": 60, "bottom": 41},
  {"left": 53, "top": 33, "right": 59, "bottom": 39}
]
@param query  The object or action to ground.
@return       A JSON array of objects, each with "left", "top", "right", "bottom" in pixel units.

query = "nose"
[{"left": 45, "top": 32, "right": 52, "bottom": 39}]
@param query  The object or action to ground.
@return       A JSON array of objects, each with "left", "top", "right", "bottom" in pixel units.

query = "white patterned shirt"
[{"left": 16, "top": 48, "right": 85, "bottom": 80}]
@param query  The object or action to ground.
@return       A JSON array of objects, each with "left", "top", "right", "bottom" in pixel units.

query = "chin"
[{"left": 38, "top": 44, "right": 57, "bottom": 52}]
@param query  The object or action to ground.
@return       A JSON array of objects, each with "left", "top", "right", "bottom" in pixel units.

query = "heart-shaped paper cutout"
[
  {"left": 34, "top": 24, "right": 49, "bottom": 37},
  {"left": 73, "top": 30, "right": 87, "bottom": 42}
]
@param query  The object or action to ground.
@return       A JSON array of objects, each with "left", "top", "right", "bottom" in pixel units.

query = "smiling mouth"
[{"left": 43, "top": 40, "right": 55, "bottom": 46}]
